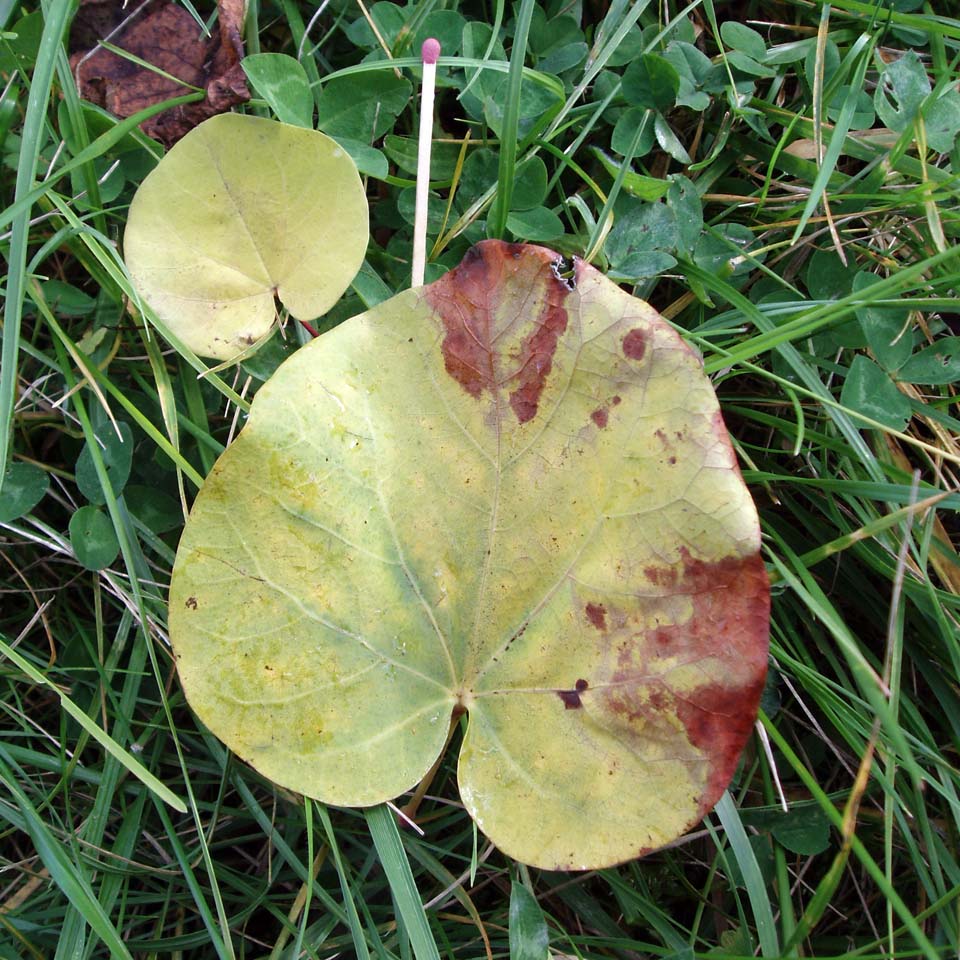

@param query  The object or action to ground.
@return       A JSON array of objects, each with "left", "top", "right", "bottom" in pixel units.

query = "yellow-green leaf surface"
[
  {"left": 170, "top": 241, "right": 769, "bottom": 869},
  {"left": 124, "top": 113, "right": 368, "bottom": 361}
]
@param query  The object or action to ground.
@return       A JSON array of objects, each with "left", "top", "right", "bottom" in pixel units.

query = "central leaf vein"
[{"left": 203, "top": 137, "right": 274, "bottom": 286}]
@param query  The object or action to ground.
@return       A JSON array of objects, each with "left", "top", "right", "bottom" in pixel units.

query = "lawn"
[{"left": 2, "top": 0, "right": 960, "bottom": 957}]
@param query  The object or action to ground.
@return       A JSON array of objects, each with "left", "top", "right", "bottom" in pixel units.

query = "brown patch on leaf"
[
  {"left": 602, "top": 550, "right": 769, "bottom": 818},
  {"left": 508, "top": 287, "right": 569, "bottom": 424},
  {"left": 70, "top": 0, "right": 249, "bottom": 147},
  {"left": 622, "top": 328, "right": 647, "bottom": 361},
  {"left": 675, "top": 676, "right": 765, "bottom": 811},
  {"left": 425, "top": 241, "right": 571, "bottom": 425},
  {"left": 591, "top": 406, "right": 609, "bottom": 429},
  {"left": 643, "top": 564, "right": 679, "bottom": 587},
  {"left": 427, "top": 244, "right": 492, "bottom": 399},
  {"left": 585, "top": 602, "right": 607, "bottom": 631}
]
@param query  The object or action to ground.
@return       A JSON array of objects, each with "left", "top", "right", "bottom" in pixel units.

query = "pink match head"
[{"left": 421, "top": 37, "right": 441, "bottom": 65}]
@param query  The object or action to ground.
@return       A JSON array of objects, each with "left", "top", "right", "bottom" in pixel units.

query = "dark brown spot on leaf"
[
  {"left": 591, "top": 406, "right": 608, "bottom": 428},
  {"left": 585, "top": 602, "right": 607, "bottom": 631},
  {"left": 557, "top": 682, "right": 588, "bottom": 709},
  {"left": 622, "top": 328, "right": 647, "bottom": 360},
  {"left": 185, "top": 596, "right": 198, "bottom": 609}
]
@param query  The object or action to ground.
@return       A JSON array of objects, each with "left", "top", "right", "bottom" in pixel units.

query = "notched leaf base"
[{"left": 170, "top": 240, "right": 769, "bottom": 869}]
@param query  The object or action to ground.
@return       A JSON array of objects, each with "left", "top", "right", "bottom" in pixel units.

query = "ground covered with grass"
[{"left": 2, "top": 0, "right": 960, "bottom": 957}]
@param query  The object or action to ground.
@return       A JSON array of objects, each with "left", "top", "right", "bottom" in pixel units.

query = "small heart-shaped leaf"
[
  {"left": 70, "top": 506, "right": 120, "bottom": 571},
  {"left": 75, "top": 422, "right": 133, "bottom": 505},
  {"left": 124, "top": 113, "right": 368, "bottom": 361},
  {"left": 0, "top": 462, "right": 49, "bottom": 523},
  {"left": 242, "top": 54, "right": 314, "bottom": 128}
]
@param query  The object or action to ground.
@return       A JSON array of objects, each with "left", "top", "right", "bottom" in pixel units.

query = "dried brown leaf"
[{"left": 70, "top": 0, "right": 249, "bottom": 146}]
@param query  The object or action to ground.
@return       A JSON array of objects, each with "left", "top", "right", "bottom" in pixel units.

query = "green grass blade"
[
  {"left": 365, "top": 805, "right": 441, "bottom": 960},
  {"left": 791, "top": 32, "right": 874, "bottom": 244},
  {"left": 713, "top": 792, "right": 780, "bottom": 957},
  {"left": 153, "top": 801, "right": 232, "bottom": 959},
  {"left": 0, "top": 92, "right": 198, "bottom": 237},
  {"left": 761, "top": 714, "right": 943, "bottom": 960},
  {"left": 317, "top": 804, "right": 373, "bottom": 960},
  {"left": 0, "top": 0, "right": 73, "bottom": 489},
  {"left": 488, "top": 0, "right": 536, "bottom": 238}
]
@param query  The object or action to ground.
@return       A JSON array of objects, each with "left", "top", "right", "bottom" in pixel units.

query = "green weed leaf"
[
  {"left": 771, "top": 806, "right": 831, "bottom": 856},
  {"left": 664, "top": 40, "right": 713, "bottom": 86},
  {"left": 606, "top": 202, "right": 679, "bottom": 278},
  {"left": 622, "top": 54, "right": 681, "bottom": 111},
  {"left": 805, "top": 249, "right": 855, "bottom": 302},
  {"left": 654, "top": 114, "right": 691, "bottom": 164},
  {"left": 592, "top": 149, "right": 670, "bottom": 201},
  {"left": 124, "top": 484, "right": 183, "bottom": 534},
  {"left": 925, "top": 90, "right": 960, "bottom": 153},
  {"left": 875, "top": 52, "right": 930, "bottom": 133},
  {"left": 612, "top": 107, "right": 656, "bottom": 157},
  {"left": 383, "top": 135, "right": 460, "bottom": 178},
  {"left": 242, "top": 54, "right": 314, "bottom": 128},
  {"left": 512, "top": 157, "right": 549, "bottom": 211},
  {"left": 693, "top": 224, "right": 755, "bottom": 279},
  {"left": 344, "top": 2, "right": 406, "bottom": 50},
  {"left": 853, "top": 272, "right": 913, "bottom": 372},
  {"left": 720, "top": 22, "right": 768, "bottom": 62},
  {"left": 0, "top": 462, "right": 49, "bottom": 523},
  {"left": 841, "top": 356, "right": 911, "bottom": 431},
  {"left": 315, "top": 73, "right": 411, "bottom": 141},
  {"left": 506, "top": 206, "right": 565, "bottom": 241},
  {"left": 509, "top": 881, "right": 550, "bottom": 960},
  {"left": 667, "top": 175, "right": 703, "bottom": 255},
  {"left": 70, "top": 505, "right": 120, "bottom": 571},
  {"left": 76, "top": 422, "right": 133, "bottom": 505},
  {"left": 34, "top": 279, "right": 97, "bottom": 317},
  {"left": 896, "top": 338, "right": 960, "bottom": 385}
]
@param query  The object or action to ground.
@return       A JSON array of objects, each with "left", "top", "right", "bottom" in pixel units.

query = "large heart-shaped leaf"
[
  {"left": 169, "top": 241, "right": 769, "bottom": 869},
  {"left": 124, "top": 113, "right": 368, "bottom": 361}
]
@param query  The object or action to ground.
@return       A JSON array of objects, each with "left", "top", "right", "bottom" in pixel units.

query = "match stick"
[{"left": 412, "top": 37, "right": 440, "bottom": 288}]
